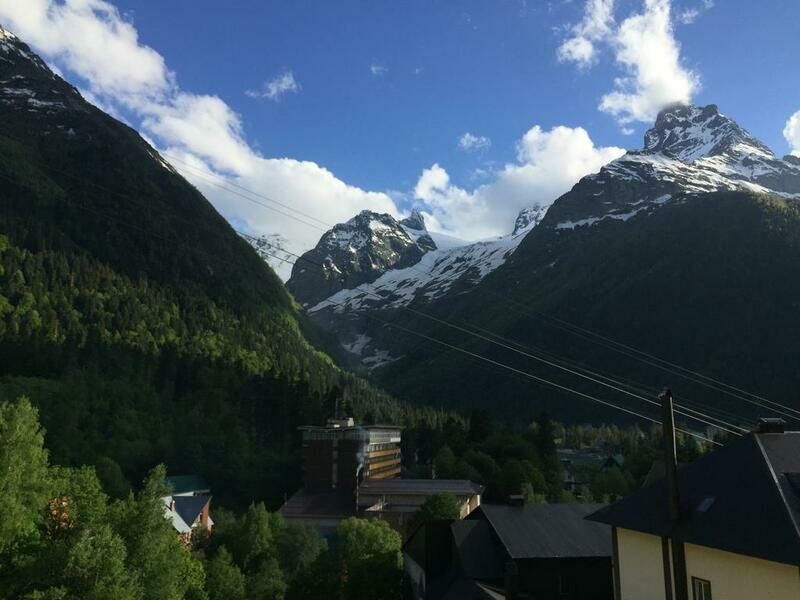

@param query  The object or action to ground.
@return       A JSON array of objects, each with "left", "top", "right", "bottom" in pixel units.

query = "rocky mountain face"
[
  {"left": 285, "top": 205, "right": 553, "bottom": 374},
  {"left": 283, "top": 104, "right": 800, "bottom": 422},
  {"left": 286, "top": 209, "right": 437, "bottom": 307}
]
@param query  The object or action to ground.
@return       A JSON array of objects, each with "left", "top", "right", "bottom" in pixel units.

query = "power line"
[
  {"left": 2, "top": 129, "right": 785, "bottom": 419},
  {"left": 0, "top": 158, "right": 722, "bottom": 443},
  {"left": 145, "top": 150, "right": 770, "bottom": 432},
  {"left": 255, "top": 248, "right": 722, "bottom": 446},
  {"left": 0, "top": 133, "right": 775, "bottom": 434},
  {"left": 261, "top": 246, "right": 742, "bottom": 437},
  {"left": 157, "top": 153, "right": 793, "bottom": 421},
  {"left": 162, "top": 153, "right": 332, "bottom": 231},
  {"left": 485, "top": 291, "right": 800, "bottom": 421}
]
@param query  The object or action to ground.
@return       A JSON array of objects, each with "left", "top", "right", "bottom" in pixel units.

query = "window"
[{"left": 692, "top": 577, "right": 712, "bottom": 600}]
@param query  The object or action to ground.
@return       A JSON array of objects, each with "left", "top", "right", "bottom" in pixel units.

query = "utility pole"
[{"left": 660, "top": 388, "right": 688, "bottom": 600}]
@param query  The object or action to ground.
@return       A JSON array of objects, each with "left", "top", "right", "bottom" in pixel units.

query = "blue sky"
[
  {"left": 107, "top": 0, "right": 799, "bottom": 190},
  {"left": 2, "top": 0, "right": 800, "bottom": 277}
]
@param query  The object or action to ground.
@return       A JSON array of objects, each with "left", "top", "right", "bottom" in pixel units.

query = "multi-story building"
[
  {"left": 281, "top": 418, "right": 482, "bottom": 536},
  {"left": 299, "top": 418, "right": 402, "bottom": 494}
]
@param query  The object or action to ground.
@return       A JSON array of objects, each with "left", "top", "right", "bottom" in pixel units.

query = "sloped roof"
[
  {"left": 162, "top": 497, "right": 191, "bottom": 533},
  {"left": 173, "top": 495, "right": 211, "bottom": 527},
  {"left": 450, "top": 520, "right": 504, "bottom": 579},
  {"left": 166, "top": 475, "right": 209, "bottom": 495},
  {"left": 588, "top": 432, "right": 800, "bottom": 566},
  {"left": 477, "top": 503, "right": 611, "bottom": 559}
]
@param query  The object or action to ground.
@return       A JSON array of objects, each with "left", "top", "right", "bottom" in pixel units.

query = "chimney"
[{"left": 756, "top": 418, "right": 785, "bottom": 434}]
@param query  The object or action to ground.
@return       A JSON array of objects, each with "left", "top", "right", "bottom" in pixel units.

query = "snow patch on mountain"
[
  {"left": 311, "top": 206, "right": 545, "bottom": 316},
  {"left": 549, "top": 104, "right": 800, "bottom": 230}
]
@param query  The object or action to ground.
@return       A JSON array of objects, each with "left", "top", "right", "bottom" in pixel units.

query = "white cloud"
[
  {"left": 557, "top": 0, "right": 615, "bottom": 68},
  {"left": 370, "top": 63, "right": 388, "bottom": 77},
  {"left": 559, "top": 0, "right": 700, "bottom": 126},
  {"left": 1, "top": 0, "right": 626, "bottom": 279},
  {"left": 413, "top": 126, "right": 625, "bottom": 240},
  {"left": 677, "top": 7, "right": 699, "bottom": 24},
  {"left": 0, "top": 0, "right": 402, "bottom": 280},
  {"left": 458, "top": 132, "right": 491, "bottom": 152},
  {"left": 599, "top": 0, "right": 699, "bottom": 124},
  {"left": 246, "top": 71, "right": 299, "bottom": 101},
  {"left": 142, "top": 93, "right": 257, "bottom": 175},
  {"left": 784, "top": 111, "right": 800, "bottom": 157},
  {"left": 0, "top": 0, "right": 172, "bottom": 101}
]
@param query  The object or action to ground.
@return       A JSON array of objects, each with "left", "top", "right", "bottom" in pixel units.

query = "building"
[
  {"left": 162, "top": 474, "right": 213, "bottom": 543},
  {"left": 299, "top": 419, "right": 402, "bottom": 494},
  {"left": 588, "top": 419, "right": 800, "bottom": 600},
  {"left": 281, "top": 419, "right": 483, "bottom": 535},
  {"left": 404, "top": 503, "right": 613, "bottom": 600},
  {"left": 359, "top": 479, "right": 483, "bottom": 532}
]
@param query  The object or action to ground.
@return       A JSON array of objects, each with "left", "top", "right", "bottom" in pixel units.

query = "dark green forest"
[{"left": 0, "top": 397, "right": 405, "bottom": 600}]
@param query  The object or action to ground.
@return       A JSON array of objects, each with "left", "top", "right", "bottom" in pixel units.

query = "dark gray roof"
[
  {"left": 476, "top": 503, "right": 612, "bottom": 559},
  {"left": 358, "top": 479, "right": 484, "bottom": 496},
  {"left": 173, "top": 495, "right": 210, "bottom": 527},
  {"left": 588, "top": 432, "right": 800, "bottom": 566}
]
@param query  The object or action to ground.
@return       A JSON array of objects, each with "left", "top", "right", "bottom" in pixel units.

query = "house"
[
  {"left": 403, "top": 503, "right": 614, "bottom": 600},
  {"left": 588, "top": 419, "right": 800, "bottom": 600},
  {"left": 162, "top": 474, "right": 213, "bottom": 542}
]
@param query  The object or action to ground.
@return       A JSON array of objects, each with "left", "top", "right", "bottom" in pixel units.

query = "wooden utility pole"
[{"left": 660, "top": 388, "right": 688, "bottom": 600}]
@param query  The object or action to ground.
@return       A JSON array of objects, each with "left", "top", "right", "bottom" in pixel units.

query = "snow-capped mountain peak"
[
  {"left": 286, "top": 210, "right": 439, "bottom": 307},
  {"left": 545, "top": 104, "right": 800, "bottom": 231},
  {"left": 642, "top": 104, "right": 773, "bottom": 163}
]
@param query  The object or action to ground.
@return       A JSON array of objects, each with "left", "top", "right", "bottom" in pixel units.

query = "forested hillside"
[
  {"left": 0, "top": 27, "right": 441, "bottom": 508},
  {"left": 372, "top": 191, "right": 800, "bottom": 423}
]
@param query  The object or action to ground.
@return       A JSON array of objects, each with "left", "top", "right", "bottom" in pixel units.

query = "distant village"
[{"left": 165, "top": 404, "right": 800, "bottom": 600}]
